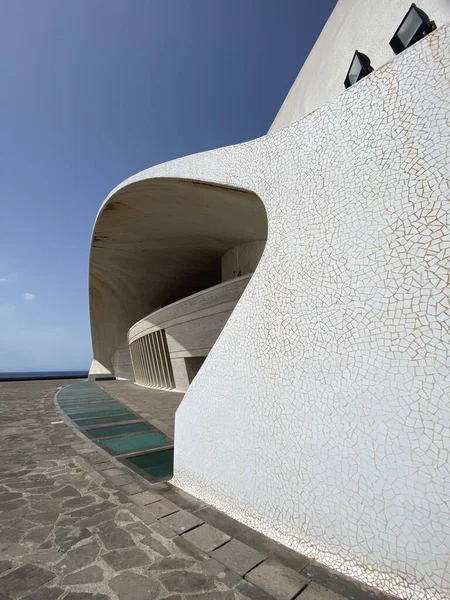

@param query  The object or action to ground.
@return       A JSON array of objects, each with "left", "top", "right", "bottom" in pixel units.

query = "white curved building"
[{"left": 89, "top": 3, "right": 450, "bottom": 600}]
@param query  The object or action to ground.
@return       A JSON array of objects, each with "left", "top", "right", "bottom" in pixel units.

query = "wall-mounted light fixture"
[
  {"left": 389, "top": 3, "right": 436, "bottom": 55},
  {"left": 344, "top": 51, "right": 373, "bottom": 89}
]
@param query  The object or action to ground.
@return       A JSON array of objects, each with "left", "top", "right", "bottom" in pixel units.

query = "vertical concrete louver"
[{"left": 130, "top": 330, "right": 175, "bottom": 390}]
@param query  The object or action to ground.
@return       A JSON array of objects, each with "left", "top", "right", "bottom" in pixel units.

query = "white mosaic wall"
[{"left": 100, "top": 27, "right": 450, "bottom": 600}]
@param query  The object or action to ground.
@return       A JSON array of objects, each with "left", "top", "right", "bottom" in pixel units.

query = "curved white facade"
[
  {"left": 269, "top": 0, "right": 450, "bottom": 132},
  {"left": 89, "top": 22, "right": 450, "bottom": 600}
]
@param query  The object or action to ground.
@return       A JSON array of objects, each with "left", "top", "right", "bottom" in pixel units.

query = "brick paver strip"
[
  {"left": 145, "top": 498, "right": 180, "bottom": 519},
  {"left": 298, "top": 582, "right": 348, "bottom": 600},
  {"left": 238, "top": 528, "right": 310, "bottom": 573},
  {"left": 120, "top": 482, "right": 144, "bottom": 495},
  {"left": 102, "top": 468, "right": 125, "bottom": 477},
  {"left": 159, "top": 509, "right": 204, "bottom": 534},
  {"left": 130, "top": 490, "right": 162, "bottom": 506},
  {"left": 211, "top": 538, "right": 266, "bottom": 575},
  {"left": 245, "top": 558, "right": 310, "bottom": 600},
  {"left": 182, "top": 523, "right": 231, "bottom": 552}
]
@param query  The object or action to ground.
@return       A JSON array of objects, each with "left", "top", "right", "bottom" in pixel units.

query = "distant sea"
[{"left": 0, "top": 371, "right": 89, "bottom": 381}]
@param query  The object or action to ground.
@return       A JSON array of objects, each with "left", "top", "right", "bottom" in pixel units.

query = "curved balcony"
[{"left": 127, "top": 274, "right": 251, "bottom": 391}]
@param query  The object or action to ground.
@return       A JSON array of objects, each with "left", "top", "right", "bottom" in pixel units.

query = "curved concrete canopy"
[{"left": 89, "top": 177, "right": 267, "bottom": 374}]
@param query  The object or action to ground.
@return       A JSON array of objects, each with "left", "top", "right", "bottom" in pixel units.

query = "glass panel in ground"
[
  {"left": 99, "top": 431, "right": 170, "bottom": 455},
  {"left": 59, "top": 398, "right": 114, "bottom": 407},
  {"left": 74, "top": 414, "right": 138, "bottom": 426},
  {"left": 68, "top": 408, "right": 134, "bottom": 420},
  {"left": 126, "top": 449, "right": 174, "bottom": 479},
  {"left": 86, "top": 422, "right": 153, "bottom": 439},
  {"left": 58, "top": 394, "right": 114, "bottom": 404},
  {"left": 64, "top": 403, "right": 123, "bottom": 415},
  {"left": 59, "top": 390, "right": 108, "bottom": 396},
  {"left": 58, "top": 396, "right": 112, "bottom": 405}
]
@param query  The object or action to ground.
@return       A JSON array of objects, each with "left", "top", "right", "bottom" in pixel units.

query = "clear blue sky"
[{"left": 0, "top": 0, "right": 336, "bottom": 373}]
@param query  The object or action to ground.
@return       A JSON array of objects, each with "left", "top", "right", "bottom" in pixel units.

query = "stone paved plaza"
[{"left": 0, "top": 380, "right": 395, "bottom": 600}]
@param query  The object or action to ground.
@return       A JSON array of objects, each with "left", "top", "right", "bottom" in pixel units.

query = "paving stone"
[
  {"left": 0, "top": 492, "right": 22, "bottom": 503},
  {"left": 70, "top": 500, "right": 114, "bottom": 518},
  {"left": 4, "top": 518, "right": 31, "bottom": 533},
  {"left": 102, "top": 468, "right": 126, "bottom": 477},
  {"left": 0, "top": 499, "right": 27, "bottom": 511},
  {"left": 26, "top": 549, "right": 64, "bottom": 564},
  {"left": 62, "top": 593, "right": 109, "bottom": 600},
  {"left": 211, "top": 539, "right": 266, "bottom": 576},
  {"left": 129, "top": 505, "right": 158, "bottom": 526},
  {"left": 147, "top": 557, "right": 196, "bottom": 571},
  {"left": 25, "top": 511, "right": 59, "bottom": 526},
  {"left": 0, "top": 526, "right": 25, "bottom": 543},
  {"left": 54, "top": 526, "right": 91, "bottom": 551},
  {"left": 0, "top": 564, "right": 55, "bottom": 598},
  {"left": 216, "top": 568, "right": 242, "bottom": 588},
  {"left": 159, "top": 570, "right": 217, "bottom": 593},
  {"left": 301, "top": 564, "right": 388, "bottom": 600},
  {"left": 172, "top": 536, "right": 209, "bottom": 562},
  {"left": 62, "top": 565, "right": 104, "bottom": 585},
  {"left": 245, "top": 559, "right": 309, "bottom": 600},
  {"left": 62, "top": 495, "right": 96, "bottom": 509},
  {"left": 1, "top": 543, "right": 32, "bottom": 558},
  {"left": 77, "top": 507, "right": 118, "bottom": 527},
  {"left": 108, "top": 474, "right": 135, "bottom": 486},
  {"left": 238, "top": 529, "right": 310, "bottom": 573},
  {"left": 160, "top": 509, "right": 204, "bottom": 534},
  {"left": 145, "top": 499, "right": 180, "bottom": 519},
  {"left": 59, "top": 541, "right": 100, "bottom": 572},
  {"left": 193, "top": 507, "right": 249, "bottom": 538},
  {"left": 95, "top": 462, "right": 115, "bottom": 471},
  {"left": 149, "top": 520, "right": 176, "bottom": 538},
  {"left": 109, "top": 570, "right": 162, "bottom": 600},
  {"left": 182, "top": 523, "right": 231, "bottom": 552},
  {"left": 130, "top": 490, "right": 162, "bottom": 506},
  {"left": 103, "top": 547, "right": 152, "bottom": 570},
  {"left": 120, "top": 482, "right": 144, "bottom": 495},
  {"left": 201, "top": 558, "right": 229, "bottom": 577},
  {"left": 22, "top": 587, "right": 65, "bottom": 600},
  {"left": 22, "top": 526, "right": 53, "bottom": 545},
  {"left": 236, "top": 580, "right": 277, "bottom": 600},
  {"left": 0, "top": 560, "right": 12, "bottom": 575},
  {"left": 88, "top": 455, "right": 110, "bottom": 465},
  {"left": 298, "top": 583, "right": 348, "bottom": 600},
  {"left": 139, "top": 533, "right": 171, "bottom": 556},
  {"left": 29, "top": 500, "right": 62, "bottom": 513},
  {"left": 97, "top": 522, "right": 135, "bottom": 549},
  {"left": 188, "top": 593, "right": 235, "bottom": 600},
  {"left": 154, "top": 484, "right": 205, "bottom": 512},
  {"left": 51, "top": 485, "right": 81, "bottom": 498}
]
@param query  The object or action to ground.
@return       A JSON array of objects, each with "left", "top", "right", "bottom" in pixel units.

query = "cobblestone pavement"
[{"left": 0, "top": 380, "right": 395, "bottom": 600}]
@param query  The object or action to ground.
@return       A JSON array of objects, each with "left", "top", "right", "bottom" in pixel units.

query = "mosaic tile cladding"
[{"left": 91, "top": 27, "right": 450, "bottom": 600}]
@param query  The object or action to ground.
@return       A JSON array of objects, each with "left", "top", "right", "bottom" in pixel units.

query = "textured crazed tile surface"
[{"left": 94, "top": 27, "right": 450, "bottom": 600}]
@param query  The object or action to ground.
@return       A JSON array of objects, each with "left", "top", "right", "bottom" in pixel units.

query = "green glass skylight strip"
[
  {"left": 74, "top": 414, "right": 138, "bottom": 426},
  {"left": 126, "top": 449, "right": 174, "bottom": 470},
  {"left": 145, "top": 462, "right": 173, "bottom": 479},
  {"left": 68, "top": 408, "right": 133, "bottom": 420},
  {"left": 59, "top": 400, "right": 114, "bottom": 407},
  {"left": 99, "top": 431, "right": 170, "bottom": 455},
  {"left": 58, "top": 394, "right": 111, "bottom": 402},
  {"left": 126, "top": 449, "right": 174, "bottom": 479},
  {"left": 60, "top": 399, "right": 120, "bottom": 406},
  {"left": 86, "top": 422, "right": 152, "bottom": 439},
  {"left": 64, "top": 404, "right": 123, "bottom": 415}
]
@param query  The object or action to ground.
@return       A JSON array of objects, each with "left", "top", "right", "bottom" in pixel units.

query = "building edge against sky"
[
  {"left": 89, "top": 3, "right": 450, "bottom": 600},
  {"left": 269, "top": 0, "right": 450, "bottom": 132}
]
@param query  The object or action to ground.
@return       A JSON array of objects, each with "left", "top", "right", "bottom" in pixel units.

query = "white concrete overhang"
[{"left": 89, "top": 177, "right": 267, "bottom": 374}]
